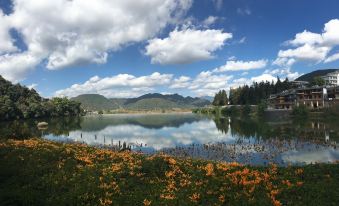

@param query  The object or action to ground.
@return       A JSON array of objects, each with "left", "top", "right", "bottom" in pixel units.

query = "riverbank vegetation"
[
  {"left": 192, "top": 105, "right": 260, "bottom": 118},
  {"left": 0, "top": 138, "right": 338, "bottom": 206},
  {"left": 0, "top": 75, "right": 83, "bottom": 121}
]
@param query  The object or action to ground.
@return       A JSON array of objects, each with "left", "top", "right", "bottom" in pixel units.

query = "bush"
[
  {"left": 241, "top": 105, "right": 251, "bottom": 116},
  {"left": 292, "top": 105, "right": 309, "bottom": 117},
  {"left": 257, "top": 101, "right": 267, "bottom": 117},
  {"left": 229, "top": 106, "right": 239, "bottom": 116},
  {"left": 323, "top": 104, "right": 339, "bottom": 117}
]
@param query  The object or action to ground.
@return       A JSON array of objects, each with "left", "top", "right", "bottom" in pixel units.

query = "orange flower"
[
  {"left": 99, "top": 198, "right": 112, "bottom": 206},
  {"left": 273, "top": 199, "right": 282, "bottom": 206},
  {"left": 160, "top": 193, "right": 176, "bottom": 200},
  {"left": 218, "top": 195, "right": 225, "bottom": 203},
  {"left": 143, "top": 199, "right": 151, "bottom": 206},
  {"left": 295, "top": 168, "right": 303, "bottom": 175},
  {"left": 282, "top": 180, "right": 292, "bottom": 188},
  {"left": 205, "top": 163, "right": 214, "bottom": 176},
  {"left": 296, "top": 181, "right": 303, "bottom": 186},
  {"left": 229, "top": 162, "right": 241, "bottom": 167},
  {"left": 189, "top": 193, "right": 200, "bottom": 202},
  {"left": 168, "top": 158, "right": 177, "bottom": 165},
  {"left": 165, "top": 171, "right": 175, "bottom": 178}
]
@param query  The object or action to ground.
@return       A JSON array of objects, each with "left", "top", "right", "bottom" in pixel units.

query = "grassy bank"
[{"left": 0, "top": 139, "right": 338, "bottom": 206}]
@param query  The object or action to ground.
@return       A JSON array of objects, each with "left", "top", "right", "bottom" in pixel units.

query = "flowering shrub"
[{"left": 0, "top": 139, "right": 338, "bottom": 205}]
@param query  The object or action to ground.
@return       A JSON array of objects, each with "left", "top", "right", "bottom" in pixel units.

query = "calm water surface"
[{"left": 1, "top": 113, "right": 338, "bottom": 165}]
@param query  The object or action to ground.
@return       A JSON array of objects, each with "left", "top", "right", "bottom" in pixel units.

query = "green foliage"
[
  {"left": 98, "top": 110, "right": 104, "bottom": 115},
  {"left": 71, "top": 94, "right": 119, "bottom": 111},
  {"left": 310, "top": 76, "right": 325, "bottom": 86},
  {"left": 292, "top": 105, "right": 309, "bottom": 117},
  {"left": 221, "top": 106, "right": 239, "bottom": 116},
  {"left": 323, "top": 104, "right": 339, "bottom": 117},
  {"left": 241, "top": 104, "right": 251, "bottom": 116},
  {"left": 257, "top": 101, "right": 267, "bottom": 117},
  {"left": 212, "top": 90, "right": 228, "bottom": 106},
  {"left": 229, "top": 78, "right": 292, "bottom": 105},
  {"left": 0, "top": 75, "right": 83, "bottom": 121}
]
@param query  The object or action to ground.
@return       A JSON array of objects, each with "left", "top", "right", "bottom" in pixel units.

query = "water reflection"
[
  {"left": 0, "top": 117, "right": 82, "bottom": 139},
  {"left": 0, "top": 113, "right": 338, "bottom": 165}
]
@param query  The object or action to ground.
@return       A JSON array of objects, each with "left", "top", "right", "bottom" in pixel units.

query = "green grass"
[{"left": 0, "top": 139, "right": 338, "bottom": 206}]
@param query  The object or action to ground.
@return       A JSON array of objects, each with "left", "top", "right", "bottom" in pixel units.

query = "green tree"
[
  {"left": 241, "top": 104, "right": 251, "bottom": 116},
  {"left": 310, "top": 76, "right": 325, "bottom": 86},
  {"left": 0, "top": 75, "right": 83, "bottom": 120},
  {"left": 212, "top": 90, "right": 228, "bottom": 106}
]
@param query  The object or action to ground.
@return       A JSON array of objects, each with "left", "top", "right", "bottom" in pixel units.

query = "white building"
[{"left": 322, "top": 70, "right": 339, "bottom": 86}]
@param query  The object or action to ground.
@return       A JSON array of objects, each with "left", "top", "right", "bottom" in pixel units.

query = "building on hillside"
[
  {"left": 268, "top": 86, "right": 339, "bottom": 110},
  {"left": 268, "top": 90, "right": 296, "bottom": 109},
  {"left": 296, "top": 87, "right": 325, "bottom": 109},
  {"left": 290, "top": 80, "right": 309, "bottom": 88},
  {"left": 326, "top": 86, "right": 339, "bottom": 106},
  {"left": 321, "top": 70, "right": 339, "bottom": 86}
]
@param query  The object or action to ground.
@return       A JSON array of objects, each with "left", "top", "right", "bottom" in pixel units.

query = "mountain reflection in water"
[{"left": 1, "top": 113, "right": 338, "bottom": 165}]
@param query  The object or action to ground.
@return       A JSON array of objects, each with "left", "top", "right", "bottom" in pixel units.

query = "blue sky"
[{"left": 0, "top": 0, "right": 339, "bottom": 98}]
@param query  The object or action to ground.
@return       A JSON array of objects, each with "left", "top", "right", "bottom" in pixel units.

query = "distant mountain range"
[
  {"left": 71, "top": 93, "right": 211, "bottom": 111},
  {"left": 295, "top": 69, "right": 338, "bottom": 82}
]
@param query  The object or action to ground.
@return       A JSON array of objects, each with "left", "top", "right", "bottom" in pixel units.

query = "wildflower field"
[{"left": 0, "top": 139, "right": 338, "bottom": 206}]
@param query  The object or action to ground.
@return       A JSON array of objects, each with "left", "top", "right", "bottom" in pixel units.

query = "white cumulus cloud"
[
  {"left": 214, "top": 59, "right": 268, "bottom": 72},
  {"left": 169, "top": 76, "right": 191, "bottom": 89},
  {"left": 145, "top": 28, "right": 232, "bottom": 65},
  {"left": 0, "top": 0, "right": 192, "bottom": 82},
  {"left": 202, "top": 16, "right": 218, "bottom": 27},
  {"left": 274, "top": 19, "right": 339, "bottom": 67},
  {"left": 187, "top": 71, "right": 233, "bottom": 96},
  {"left": 0, "top": 11, "right": 17, "bottom": 53},
  {"left": 55, "top": 72, "right": 173, "bottom": 98},
  {"left": 324, "top": 52, "right": 339, "bottom": 63}
]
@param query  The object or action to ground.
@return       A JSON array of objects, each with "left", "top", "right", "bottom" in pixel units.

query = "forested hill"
[
  {"left": 71, "top": 94, "right": 118, "bottom": 111},
  {"left": 0, "top": 75, "right": 83, "bottom": 121},
  {"left": 71, "top": 93, "right": 211, "bottom": 111},
  {"left": 296, "top": 69, "right": 338, "bottom": 82}
]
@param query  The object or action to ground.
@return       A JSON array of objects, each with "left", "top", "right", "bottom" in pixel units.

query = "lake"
[{"left": 1, "top": 113, "right": 338, "bottom": 165}]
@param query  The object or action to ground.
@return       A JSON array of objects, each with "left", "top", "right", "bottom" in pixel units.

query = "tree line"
[
  {"left": 0, "top": 75, "right": 83, "bottom": 121},
  {"left": 213, "top": 77, "right": 292, "bottom": 106}
]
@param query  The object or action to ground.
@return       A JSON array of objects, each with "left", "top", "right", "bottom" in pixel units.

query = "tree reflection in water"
[{"left": 0, "top": 114, "right": 338, "bottom": 165}]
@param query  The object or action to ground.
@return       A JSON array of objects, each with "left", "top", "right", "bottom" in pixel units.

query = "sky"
[{"left": 0, "top": 0, "right": 339, "bottom": 98}]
